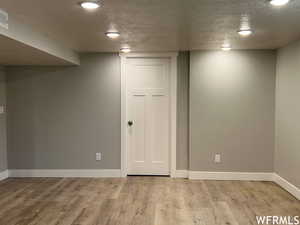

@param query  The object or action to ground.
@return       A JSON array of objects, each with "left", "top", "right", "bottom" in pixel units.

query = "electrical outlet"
[
  {"left": 96, "top": 152, "right": 101, "bottom": 161},
  {"left": 214, "top": 154, "right": 221, "bottom": 163},
  {"left": 0, "top": 9, "right": 8, "bottom": 29},
  {"left": 0, "top": 105, "right": 4, "bottom": 114}
]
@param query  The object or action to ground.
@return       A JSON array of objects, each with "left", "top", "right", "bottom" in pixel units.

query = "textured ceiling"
[{"left": 1, "top": 0, "right": 300, "bottom": 52}]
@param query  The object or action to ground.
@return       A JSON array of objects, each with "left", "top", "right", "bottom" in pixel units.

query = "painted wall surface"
[
  {"left": 177, "top": 52, "right": 189, "bottom": 170},
  {"left": 5, "top": 51, "right": 279, "bottom": 174},
  {"left": 0, "top": 67, "right": 7, "bottom": 172},
  {"left": 6, "top": 52, "right": 190, "bottom": 170},
  {"left": 275, "top": 40, "right": 300, "bottom": 188},
  {"left": 190, "top": 50, "right": 276, "bottom": 172},
  {"left": 6, "top": 53, "right": 121, "bottom": 169},
  {"left": 0, "top": 16, "right": 79, "bottom": 65}
]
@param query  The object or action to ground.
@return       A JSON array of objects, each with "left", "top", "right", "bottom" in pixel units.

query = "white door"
[{"left": 126, "top": 58, "right": 170, "bottom": 175}]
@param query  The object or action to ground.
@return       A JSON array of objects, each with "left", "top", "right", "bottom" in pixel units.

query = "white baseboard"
[
  {"left": 189, "top": 171, "right": 274, "bottom": 181},
  {"left": 0, "top": 170, "right": 9, "bottom": 181},
  {"left": 273, "top": 173, "right": 300, "bottom": 200},
  {"left": 4, "top": 169, "right": 299, "bottom": 200},
  {"left": 188, "top": 171, "right": 299, "bottom": 200},
  {"left": 8, "top": 169, "right": 121, "bottom": 178},
  {"left": 174, "top": 170, "right": 189, "bottom": 178}
]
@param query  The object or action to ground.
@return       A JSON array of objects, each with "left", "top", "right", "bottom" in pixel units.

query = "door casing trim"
[{"left": 120, "top": 52, "right": 178, "bottom": 177}]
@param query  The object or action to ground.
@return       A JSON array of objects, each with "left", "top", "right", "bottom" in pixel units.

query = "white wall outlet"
[
  {"left": 0, "top": 9, "right": 8, "bottom": 29},
  {"left": 0, "top": 105, "right": 4, "bottom": 114},
  {"left": 214, "top": 154, "right": 221, "bottom": 163},
  {"left": 96, "top": 152, "right": 101, "bottom": 161}
]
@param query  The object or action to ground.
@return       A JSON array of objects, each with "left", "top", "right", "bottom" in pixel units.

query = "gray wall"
[
  {"left": 0, "top": 67, "right": 7, "bottom": 172},
  {"left": 6, "top": 52, "right": 190, "bottom": 170},
  {"left": 190, "top": 50, "right": 276, "bottom": 172},
  {"left": 177, "top": 52, "right": 189, "bottom": 170},
  {"left": 6, "top": 53, "right": 121, "bottom": 169},
  {"left": 275, "top": 40, "right": 300, "bottom": 188},
  {"left": 5, "top": 51, "right": 280, "bottom": 174}
]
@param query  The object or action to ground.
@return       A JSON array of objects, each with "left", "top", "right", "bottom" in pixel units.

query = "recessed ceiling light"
[
  {"left": 269, "top": 0, "right": 290, "bottom": 6},
  {"left": 221, "top": 47, "right": 231, "bottom": 51},
  {"left": 80, "top": 1, "right": 100, "bottom": 10},
  {"left": 105, "top": 31, "right": 120, "bottom": 39},
  {"left": 238, "top": 29, "right": 253, "bottom": 36},
  {"left": 221, "top": 45, "right": 231, "bottom": 51},
  {"left": 120, "top": 47, "right": 131, "bottom": 53}
]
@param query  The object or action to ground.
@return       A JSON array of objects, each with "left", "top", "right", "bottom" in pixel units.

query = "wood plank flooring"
[{"left": 0, "top": 177, "right": 299, "bottom": 225}]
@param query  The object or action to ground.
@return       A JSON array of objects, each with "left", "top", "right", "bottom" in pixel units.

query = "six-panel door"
[{"left": 127, "top": 58, "right": 170, "bottom": 175}]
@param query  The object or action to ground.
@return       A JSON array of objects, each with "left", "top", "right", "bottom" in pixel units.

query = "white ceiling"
[{"left": 1, "top": 0, "right": 300, "bottom": 52}]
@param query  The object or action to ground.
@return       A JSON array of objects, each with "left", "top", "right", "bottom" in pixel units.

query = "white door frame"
[{"left": 120, "top": 52, "right": 178, "bottom": 178}]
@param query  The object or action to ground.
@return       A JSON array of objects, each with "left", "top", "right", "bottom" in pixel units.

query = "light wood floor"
[{"left": 0, "top": 177, "right": 299, "bottom": 225}]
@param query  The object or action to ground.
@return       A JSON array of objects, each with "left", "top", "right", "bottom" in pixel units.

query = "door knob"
[{"left": 128, "top": 121, "right": 133, "bottom": 126}]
